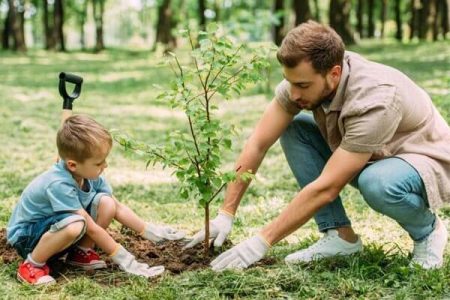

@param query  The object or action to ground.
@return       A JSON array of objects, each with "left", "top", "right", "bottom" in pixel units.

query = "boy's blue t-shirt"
[{"left": 7, "top": 160, "right": 112, "bottom": 245}]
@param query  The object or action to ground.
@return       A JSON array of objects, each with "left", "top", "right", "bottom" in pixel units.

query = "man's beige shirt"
[{"left": 275, "top": 51, "right": 450, "bottom": 209}]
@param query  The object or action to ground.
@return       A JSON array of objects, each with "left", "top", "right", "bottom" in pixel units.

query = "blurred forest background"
[{"left": 1, "top": 0, "right": 449, "bottom": 53}]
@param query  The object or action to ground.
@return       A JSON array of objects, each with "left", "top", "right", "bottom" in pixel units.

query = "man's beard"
[{"left": 308, "top": 82, "right": 335, "bottom": 110}]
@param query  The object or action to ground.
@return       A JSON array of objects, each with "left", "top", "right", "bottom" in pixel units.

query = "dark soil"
[{"left": 0, "top": 227, "right": 277, "bottom": 284}]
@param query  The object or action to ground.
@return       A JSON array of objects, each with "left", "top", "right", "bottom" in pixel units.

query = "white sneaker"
[
  {"left": 410, "top": 217, "right": 448, "bottom": 269},
  {"left": 285, "top": 229, "right": 363, "bottom": 264}
]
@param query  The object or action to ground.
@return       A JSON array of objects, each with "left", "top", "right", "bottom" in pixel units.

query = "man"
[{"left": 185, "top": 21, "right": 449, "bottom": 271}]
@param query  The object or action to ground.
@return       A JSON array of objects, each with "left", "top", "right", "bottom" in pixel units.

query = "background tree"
[
  {"left": 356, "top": 0, "right": 364, "bottom": 39},
  {"left": 6, "top": 0, "right": 26, "bottom": 51},
  {"left": 367, "top": 0, "right": 375, "bottom": 38},
  {"left": 198, "top": 0, "right": 206, "bottom": 30},
  {"left": 293, "top": 0, "right": 312, "bottom": 26},
  {"left": 395, "top": 0, "right": 403, "bottom": 41},
  {"left": 154, "top": 0, "right": 177, "bottom": 52},
  {"left": 380, "top": 0, "right": 387, "bottom": 38},
  {"left": 329, "top": 0, "right": 355, "bottom": 45},
  {"left": 93, "top": 0, "right": 105, "bottom": 52},
  {"left": 272, "top": 0, "right": 284, "bottom": 46},
  {"left": 54, "top": 0, "right": 65, "bottom": 51}
]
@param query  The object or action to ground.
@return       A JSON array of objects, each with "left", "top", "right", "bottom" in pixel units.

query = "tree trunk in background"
[
  {"left": 409, "top": 0, "right": 418, "bottom": 40},
  {"left": 54, "top": 0, "right": 65, "bottom": 51},
  {"left": 93, "top": 0, "right": 105, "bottom": 52},
  {"left": 2, "top": 5, "right": 11, "bottom": 49},
  {"left": 43, "top": 0, "right": 55, "bottom": 49},
  {"left": 154, "top": 0, "right": 176, "bottom": 52},
  {"left": 367, "top": 0, "right": 375, "bottom": 38},
  {"left": 198, "top": 0, "right": 206, "bottom": 30},
  {"left": 313, "top": 0, "right": 320, "bottom": 21},
  {"left": 442, "top": 0, "right": 449, "bottom": 38},
  {"left": 356, "top": 0, "right": 364, "bottom": 38},
  {"left": 329, "top": 0, "right": 355, "bottom": 45},
  {"left": 380, "top": 0, "right": 387, "bottom": 38},
  {"left": 7, "top": 0, "right": 26, "bottom": 51},
  {"left": 214, "top": 0, "right": 221, "bottom": 23},
  {"left": 431, "top": 0, "right": 439, "bottom": 40},
  {"left": 293, "top": 0, "right": 312, "bottom": 26},
  {"left": 418, "top": 0, "right": 431, "bottom": 40},
  {"left": 395, "top": 0, "right": 403, "bottom": 41},
  {"left": 272, "top": 0, "right": 284, "bottom": 46}
]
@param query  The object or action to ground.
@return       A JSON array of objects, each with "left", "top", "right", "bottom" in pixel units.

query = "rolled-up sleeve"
[{"left": 275, "top": 80, "right": 302, "bottom": 115}]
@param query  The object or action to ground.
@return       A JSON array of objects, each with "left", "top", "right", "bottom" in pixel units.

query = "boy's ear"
[{"left": 66, "top": 160, "right": 78, "bottom": 172}]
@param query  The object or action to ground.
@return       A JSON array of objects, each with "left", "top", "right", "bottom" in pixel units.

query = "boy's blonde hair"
[{"left": 57, "top": 115, "right": 112, "bottom": 162}]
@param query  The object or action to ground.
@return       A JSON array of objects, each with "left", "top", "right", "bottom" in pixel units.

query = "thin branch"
[{"left": 209, "top": 45, "right": 243, "bottom": 88}]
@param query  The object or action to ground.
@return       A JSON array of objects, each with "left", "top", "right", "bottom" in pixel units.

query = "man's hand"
[
  {"left": 184, "top": 211, "right": 233, "bottom": 249},
  {"left": 142, "top": 223, "right": 186, "bottom": 242},
  {"left": 110, "top": 245, "right": 164, "bottom": 278},
  {"left": 210, "top": 235, "right": 270, "bottom": 271}
]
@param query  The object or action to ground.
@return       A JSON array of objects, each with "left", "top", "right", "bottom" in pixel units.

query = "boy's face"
[{"left": 67, "top": 144, "right": 111, "bottom": 180}]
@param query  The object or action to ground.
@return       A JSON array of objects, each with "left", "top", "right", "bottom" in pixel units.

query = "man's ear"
[
  {"left": 327, "top": 65, "right": 342, "bottom": 88},
  {"left": 66, "top": 160, "right": 77, "bottom": 172}
]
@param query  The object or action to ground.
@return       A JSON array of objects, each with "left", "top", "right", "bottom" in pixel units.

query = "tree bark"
[
  {"left": 7, "top": 0, "right": 26, "bottom": 51},
  {"left": 54, "top": 0, "right": 65, "bottom": 51},
  {"left": 380, "top": 0, "right": 387, "bottom": 38},
  {"left": 356, "top": 0, "right": 364, "bottom": 38},
  {"left": 293, "top": 0, "right": 312, "bottom": 26},
  {"left": 93, "top": 0, "right": 105, "bottom": 52},
  {"left": 418, "top": 0, "right": 431, "bottom": 40},
  {"left": 409, "top": 0, "right": 418, "bottom": 40},
  {"left": 395, "top": 0, "right": 403, "bottom": 41},
  {"left": 329, "top": 0, "right": 355, "bottom": 45},
  {"left": 43, "top": 0, "right": 55, "bottom": 49},
  {"left": 198, "top": 0, "right": 206, "bottom": 30},
  {"left": 154, "top": 0, "right": 176, "bottom": 52},
  {"left": 272, "top": 0, "right": 284, "bottom": 46},
  {"left": 2, "top": 5, "right": 11, "bottom": 49},
  {"left": 367, "top": 0, "right": 375, "bottom": 38},
  {"left": 441, "top": 0, "right": 449, "bottom": 38}
]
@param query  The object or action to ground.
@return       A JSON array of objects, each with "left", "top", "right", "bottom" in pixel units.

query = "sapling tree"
[{"left": 115, "top": 24, "right": 272, "bottom": 256}]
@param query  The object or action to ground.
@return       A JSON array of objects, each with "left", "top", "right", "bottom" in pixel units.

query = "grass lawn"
[{"left": 0, "top": 40, "right": 449, "bottom": 299}]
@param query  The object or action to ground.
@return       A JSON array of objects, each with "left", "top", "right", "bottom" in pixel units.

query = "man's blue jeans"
[{"left": 279, "top": 113, "right": 436, "bottom": 242}]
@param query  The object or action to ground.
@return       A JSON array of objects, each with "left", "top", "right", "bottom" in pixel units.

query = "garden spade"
[{"left": 58, "top": 72, "right": 83, "bottom": 125}]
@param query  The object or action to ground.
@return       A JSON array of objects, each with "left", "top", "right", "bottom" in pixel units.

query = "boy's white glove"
[
  {"left": 210, "top": 235, "right": 270, "bottom": 271},
  {"left": 142, "top": 223, "right": 186, "bottom": 242},
  {"left": 110, "top": 245, "right": 164, "bottom": 278},
  {"left": 184, "top": 210, "right": 233, "bottom": 249}
]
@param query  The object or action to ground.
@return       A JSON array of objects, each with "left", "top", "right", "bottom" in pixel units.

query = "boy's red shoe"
[
  {"left": 17, "top": 261, "right": 56, "bottom": 285},
  {"left": 66, "top": 247, "right": 107, "bottom": 270}
]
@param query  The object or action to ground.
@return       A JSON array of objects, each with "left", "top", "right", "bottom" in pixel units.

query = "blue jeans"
[{"left": 280, "top": 113, "right": 436, "bottom": 241}]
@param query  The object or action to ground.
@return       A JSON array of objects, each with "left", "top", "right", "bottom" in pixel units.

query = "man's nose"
[{"left": 290, "top": 86, "right": 301, "bottom": 101}]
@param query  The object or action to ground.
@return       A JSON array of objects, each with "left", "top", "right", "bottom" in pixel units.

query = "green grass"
[{"left": 0, "top": 40, "right": 449, "bottom": 299}]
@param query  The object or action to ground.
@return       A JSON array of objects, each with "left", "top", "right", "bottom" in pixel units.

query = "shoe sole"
[
  {"left": 66, "top": 261, "right": 107, "bottom": 270},
  {"left": 17, "top": 273, "right": 56, "bottom": 286}
]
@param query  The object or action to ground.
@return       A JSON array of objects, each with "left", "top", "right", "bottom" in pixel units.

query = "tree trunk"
[
  {"left": 380, "top": 0, "right": 387, "bottom": 38},
  {"left": 43, "top": 0, "right": 55, "bottom": 50},
  {"left": 329, "top": 0, "right": 355, "bottom": 45},
  {"left": 204, "top": 203, "right": 210, "bottom": 257},
  {"left": 7, "top": 0, "right": 26, "bottom": 51},
  {"left": 272, "top": 0, "right": 284, "bottom": 46},
  {"left": 198, "top": 0, "right": 206, "bottom": 30},
  {"left": 293, "top": 0, "right": 312, "bottom": 26},
  {"left": 409, "top": 0, "right": 418, "bottom": 40},
  {"left": 441, "top": 0, "right": 449, "bottom": 38},
  {"left": 80, "top": 0, "right": 88, "bottom": 50},
  {"left": 431, "top": 0, "right": 439, "bottom": 40},
  {"left": 54, "top": 0, "right": 65, "bottom": 51},
  {"left": 367, "top": 0, "right": 375, "bottom": 38},
  {"left": 93, "top": 0, "right": 105, "bottom": 52},
  {"left": 154, "top": 0, "right": 176, "bottom": 52},
  {"left": 2, "top": 5, "right": 11, "bottom": 49},
  {"left": 356, "top": 0, "right": 364, "bottom": 38},
  {"left": 395, "top": 0, "right": 403, "bottom": 40},
  {"left": 418, "top": 0, "right": 431, "bottom": 40}
]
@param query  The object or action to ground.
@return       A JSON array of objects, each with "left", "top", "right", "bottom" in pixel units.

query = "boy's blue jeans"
[{"left": 279, "top": 113, "right": 436, "bottom": 242}]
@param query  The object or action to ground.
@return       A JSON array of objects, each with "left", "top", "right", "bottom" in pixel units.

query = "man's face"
[
  {"left": 68, "top": 145, "right": 110, "bottom": 181},
  {"left": 283, "top": 60, "right": 341, "bottom": 110}
]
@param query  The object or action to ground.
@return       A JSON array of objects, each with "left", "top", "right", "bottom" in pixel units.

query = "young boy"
[{"left": 7, "top": 114, "right": 185, "bottom": 285}]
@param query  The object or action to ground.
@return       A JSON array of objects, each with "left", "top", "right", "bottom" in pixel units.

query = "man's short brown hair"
[
  {"left": 57, "top": 114, "right": 112, "bottom": 162},
  {"left": 276, "top": 21, "right": 345, "bottom": 75}
]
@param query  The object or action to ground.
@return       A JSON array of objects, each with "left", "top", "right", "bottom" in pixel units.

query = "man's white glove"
[
  {"left": 142, "top": 223, "right": 186, "bottom": 242},
  {"left": 110, "top": 245, "right": 165, "bottom": 278},
  {"left": 210, "top": 235, "right": 270, "bottom": 271},
  {"left": 184, "top": 211, "right": 233, "bottom": 249}
]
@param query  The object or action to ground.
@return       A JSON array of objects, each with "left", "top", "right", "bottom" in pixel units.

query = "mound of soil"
[{"left": 0, "top": 227, "right": 276, "bottom": 283}]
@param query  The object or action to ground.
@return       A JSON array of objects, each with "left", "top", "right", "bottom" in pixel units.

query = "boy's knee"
[
  {"left": 63, "top": 220, "right": 86, "bottom": 240},
  {"left": 97, "top": 195, "right": 117, "bottom": 218}
]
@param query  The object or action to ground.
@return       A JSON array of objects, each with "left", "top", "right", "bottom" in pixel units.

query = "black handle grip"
[{"left": 59, "top": 72, "right": 83, "bottom": 110}]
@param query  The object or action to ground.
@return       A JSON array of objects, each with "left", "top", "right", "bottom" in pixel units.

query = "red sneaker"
[
  {"left": 17, "top": 261, "right": 55, "bottom": 285},
  {"left": 66, "top": 247, "right": 107, "bottom": 270}
]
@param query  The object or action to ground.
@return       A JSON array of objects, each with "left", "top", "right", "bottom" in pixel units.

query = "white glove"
[
  {"left": 184, "top": 211, "right": 233, "bottom": 248},
  {"left": 142, "top": 223, "right": 186, "bottom": 242},
  {"left": 110, "top": 245, "right": 164, "bottom": 278},
  {"left": 210, "top": 235, "right": 270, "bottom": 271}
]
